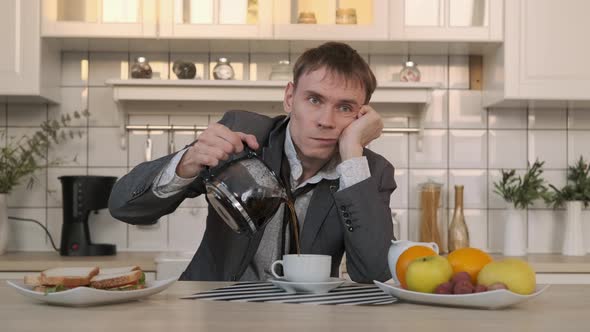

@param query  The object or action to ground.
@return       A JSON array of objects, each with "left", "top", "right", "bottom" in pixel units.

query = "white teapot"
[{"left": 388, "top": 239, "right": 439, "bottom": 285}]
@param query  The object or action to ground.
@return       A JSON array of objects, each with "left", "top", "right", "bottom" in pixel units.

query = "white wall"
[{"left": 2, "top": 49, "right": 589, "bottom": 254}]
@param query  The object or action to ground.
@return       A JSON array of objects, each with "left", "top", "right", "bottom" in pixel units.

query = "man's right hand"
[{"left": 176, "top": 123, "right": 259, "bottom": 178}]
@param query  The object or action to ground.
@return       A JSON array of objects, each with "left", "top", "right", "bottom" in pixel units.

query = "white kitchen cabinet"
[
  {"left": 390, "top": 0, "right": 503, "bottom": 41},
  {"left": 42, "top": 0, "right": 157, "bottom": 37},
  {"left": 159, "top": 0, "right": 273, "bottom": 39},
  {"left": 483, "top": 0, "right": 590, "bottom": 108},
  {"left": 272, "top": 0, "right": 389, "bottom": 40},
  {"left": 0, "top": 0, "right": 60, "bottom": 103}
]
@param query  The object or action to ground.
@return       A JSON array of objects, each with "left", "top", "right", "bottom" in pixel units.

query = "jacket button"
[
  {"left": 340, "top": 205, "right": 347, "bottom": 211},
  {"left": 345, "top": 219, "right": 352, "bottom": 226},
  {"left": 347, "top": 226, "right": 354, "bottom": 232},
  {"left": 132, "top": 191, "right": 138, "bottom": 196},
  {"left": 343, "top": 212, "right": 349, "bottom": 218}
]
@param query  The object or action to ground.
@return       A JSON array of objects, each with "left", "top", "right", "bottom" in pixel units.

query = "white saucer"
[{"left": 269, "top": 278, "right": 344, "bottom": 294}]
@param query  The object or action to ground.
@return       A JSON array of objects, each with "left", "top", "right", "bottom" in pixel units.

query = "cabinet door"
[
  {"left": 390, "top": 0, "right": 502, "bottom": 41},
  {"left": 272, "top": 0, "right": 388, "bottom": 40},
  {"left": 504, "top": 0, "right": 590, "bottom": 100},
  {"left": 159, "top": 0, "right": 273, "bottom": 38},
  {"left": 0, "top": 0, "right": 39, "bottom": 96},
  {"left": 42, "top": 0, "right": 157, "bottom": 37}
]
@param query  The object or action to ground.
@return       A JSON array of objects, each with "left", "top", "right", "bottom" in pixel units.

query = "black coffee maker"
[{"left": 59, "top": 176, "right": 117, "bottom": 256}]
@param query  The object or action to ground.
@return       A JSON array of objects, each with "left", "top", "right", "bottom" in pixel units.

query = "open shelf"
[{"left": 106, "top": 79, "right": 441, "bottom": 149}]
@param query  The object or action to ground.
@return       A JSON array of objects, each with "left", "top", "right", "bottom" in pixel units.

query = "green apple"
[
  {"left": 405, "top": 255, "right": 453, "bottom": 293},
  {"left": 477, "top": 259, "right": 536, "bottom": 295}
]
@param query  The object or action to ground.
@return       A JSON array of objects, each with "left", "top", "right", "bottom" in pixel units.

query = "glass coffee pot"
[{"left": 204, "top": 148, "right": 287, "bottom": 235}]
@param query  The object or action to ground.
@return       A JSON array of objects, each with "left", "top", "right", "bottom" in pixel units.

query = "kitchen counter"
[
  {"left": 0, "top": 252, "right": 159, "bottom": 272},
  {"left": 1, "top": 281, "right": 589, "bottom": 331},
  {"left": 1, "top": 252, "right": 589, "bottom": 274}
]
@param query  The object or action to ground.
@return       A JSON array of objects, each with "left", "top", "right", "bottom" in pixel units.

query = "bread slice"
[
  {"left": 90, "top": 270, "right": 143, "bottom": 289},
  {"left": 40, "top": 267, "right": 99, "bottom": 287},
  {"left": 99, "top": 266, "right": 141, "bottom": 275},
  {"left": 24, "top": 274, "right": 41, "bottom": 286}
]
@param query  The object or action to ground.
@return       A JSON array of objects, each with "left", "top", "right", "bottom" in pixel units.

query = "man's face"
[{"left": 284, "top": 67, "right": 366, "bottom": 164}]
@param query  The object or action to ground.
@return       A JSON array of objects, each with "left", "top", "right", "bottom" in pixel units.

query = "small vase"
[
  {"left": 449, "top": 185, "right": 469, "bottom": 252},
  {"left": 0, "top": 194, "right": 9, "bottom": 255},
  {"left": 503, "top": 205, "right": 527, "bottom": 256},
  {"left": 562, "top": 201, "right": 586, "bottom": 256}
]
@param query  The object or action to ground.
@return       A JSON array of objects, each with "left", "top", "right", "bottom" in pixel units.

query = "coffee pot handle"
[{"left": 270, "top": 260, "right": 285, "bottom": 280}]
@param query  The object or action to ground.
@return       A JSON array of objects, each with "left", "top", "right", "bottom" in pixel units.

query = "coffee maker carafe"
[{"left": 59, "top": 176, "right": 117, "bottom": 256}]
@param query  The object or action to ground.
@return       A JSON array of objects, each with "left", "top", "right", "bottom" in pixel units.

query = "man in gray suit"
[{"left": 109, "top": 42, "right": 397, "bottom": 283}]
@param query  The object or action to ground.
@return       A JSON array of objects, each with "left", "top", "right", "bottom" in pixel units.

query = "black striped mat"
[{"left": 182, "top": 281, "right": 398, "bottom": 306}]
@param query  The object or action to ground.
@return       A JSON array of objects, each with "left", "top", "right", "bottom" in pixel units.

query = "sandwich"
[
  {"left": 90, "top": 268, "right": 146, "bottom": 291},
  {"left": 24, "top": 266, "right": 145, "bottom": 293},
  {"left": 24, "top": 266, "right": 99, "bottom": 293}
]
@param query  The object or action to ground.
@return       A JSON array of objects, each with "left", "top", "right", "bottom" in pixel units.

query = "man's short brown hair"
[{"left": 292, "top": 42, "right": 377, "bottom": 104}]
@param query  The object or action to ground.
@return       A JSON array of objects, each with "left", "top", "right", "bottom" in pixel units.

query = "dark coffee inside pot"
[{"left": 204, "top": 148, "right": 302, "bottom": 255}]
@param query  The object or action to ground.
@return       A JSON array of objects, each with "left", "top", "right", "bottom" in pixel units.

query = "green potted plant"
[
  {"left": 0, "top": 111, "right": 89, "bottom": 254},
  {"left": 545, "top": 156, "right": 590, "bottom": 256},
  {"left": 493, "top": 160, "right": 549, "bottom": 256}
]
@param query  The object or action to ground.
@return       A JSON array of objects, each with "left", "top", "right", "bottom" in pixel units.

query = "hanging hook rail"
[{"left": 125, "top": 125, "right": 419, "bottom": 133}]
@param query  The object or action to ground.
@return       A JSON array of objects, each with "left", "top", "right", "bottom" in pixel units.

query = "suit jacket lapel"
[
  {"left": 261, "top": 117, "right": 288, "bottom": 176},
  {"left": 300, "top": 179, "right": 338, "bottom": 252}
]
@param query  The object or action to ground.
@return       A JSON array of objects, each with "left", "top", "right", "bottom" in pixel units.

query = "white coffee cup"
[{"left": 270, "top": 254, "right": 331, "bottom": 283}]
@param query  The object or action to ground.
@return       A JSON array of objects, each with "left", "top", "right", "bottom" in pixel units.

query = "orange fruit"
[
  {"left": 447, "top": 247, "right": 493, "bottom": 284},
  {"left": 396, "top": 246, "right": 437, "bottom": 288}
]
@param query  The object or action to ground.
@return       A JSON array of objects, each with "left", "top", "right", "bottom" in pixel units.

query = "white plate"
[
  {"left": 6, "top": 278, "right": 177, "bottom": 307},
  {"left": 269, "top": 278, "right": 344, "bottom": 294},
  {"left": 373, "top": 280, "right": 550, "bottom": 310}
]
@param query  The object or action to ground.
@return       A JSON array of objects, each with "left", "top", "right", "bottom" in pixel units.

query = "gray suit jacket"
[{"left": 109, "top": 110, "right": 397, "bottom": 283}]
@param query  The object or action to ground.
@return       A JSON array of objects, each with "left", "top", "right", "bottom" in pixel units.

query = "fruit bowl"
[{"left": 374, "top": 280, "right": 550, "bottom": 310}]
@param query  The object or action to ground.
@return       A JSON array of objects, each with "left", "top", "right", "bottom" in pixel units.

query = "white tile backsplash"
[
  {"left": 128, "top": 130, "right": 169, "bottom": 167},
  {"left": 6, "top": 168, "right": 47, "bottom": 208},
  {"left": 88, "top": 87, "right": 119, "bottom": 126},
  {"left": 449, "top": 90, "right": 486, "bottom": 128},
  {"left": 410, "top": 90, "right": 448, "bottom": 128},
  {"left": 7, "top": 104, "right": 47, "bottom": 126},
  {"left": 391, "top": 209, "right": 409, "bottom": 241},
  {"left": 5, "top": 50, "right": 590, "bottom": 254},
  {"left": 568, "top": 108, "right": 590, "bottom": 129},
  {"left": 168, "top": 208, "right": 207, "bottom": 251},
  {"left": 89, "top": 52, "right": 129, "bottom": 85},
  {"left": 6, "top": 208, "right": 49, "bottom": 251},
  {"left": 48, "top": 87, "right": 88, "bottom": 127},
  {"left": 448, "top": 55, "right": 469, "bottom": 89},
  {"left": 128, "top": 218, "right": 168, "bottom": 250},
  {"left": 48, "top": 127, "right": 88, "bottom": 167},
  {"left": 567, "top": 131, "right": 590, "bottom": 165},
  {"left": 449, "top": 130, "right": 487, "bottom": 168},
  {"left": 488, "top": 108, "right": 527, "bottom": 129},
  {"left": 409, "top": 130, "right": 448, "bottom": 168},
  {"left": 528, "top": 130, "right": 567, "bottom": 169},
  {"left": 88, "top": 127, "right": 127, "bottom": 167},
  {"left": 369, "top": 133, "right": 408, "bottom": 169},
  {"left": 489, "top": 130, "right": 527, "bottom": 169},
  {"left": 61, "top": 51, "right": 89, "bottom": 87},
  {"left": 528, "top": 210, "right": 565, "bottom": 253},
  {"left": 528, "top": 108, "right": 567, "bottom": 129}
]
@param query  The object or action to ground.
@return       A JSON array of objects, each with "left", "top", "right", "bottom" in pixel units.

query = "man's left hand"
[{"left": 339, "top": 105, "right": 384, "bottom": 161}]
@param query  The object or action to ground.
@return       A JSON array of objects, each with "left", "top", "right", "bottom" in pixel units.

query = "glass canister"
[
  {"left": 419, "top": 181, "right": 445, "bottom": 253},
  {"left": 399, "top": 60, "right": 421, "bottom": 82},
  {"left": 297, "top": 11, "right": 317, "bottom": 24},
  {"left": 131, "top": 57, "right": 152, "bottom": 79},
  {"left": 335, "top": 8, "right": 357, "bottom": 24},
  {"left": 269, "top": 60, "right": 293, "bottom": 81}
]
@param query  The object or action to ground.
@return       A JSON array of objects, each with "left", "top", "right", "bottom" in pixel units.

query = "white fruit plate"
[
  {"left": 7, "top": 278, "right": 177, "bottom": 307},
  {"left": 373, "top": 280, "right": 550, "bottom": 310}
]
